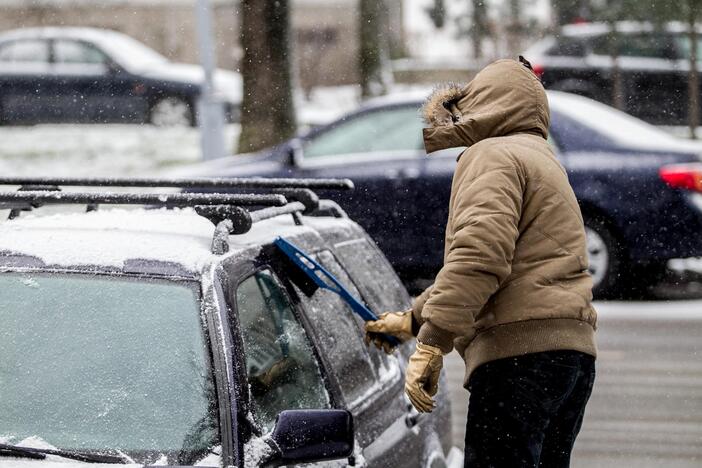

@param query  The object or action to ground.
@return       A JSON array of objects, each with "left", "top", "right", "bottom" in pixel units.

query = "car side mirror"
[
  {"left": 286, "top": 138, "right": 304, "bottom": 167},
  {"left": 266, "top": 409, "right": 354, "bottom": 466}
]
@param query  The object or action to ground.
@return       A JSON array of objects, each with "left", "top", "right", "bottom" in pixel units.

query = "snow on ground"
[{"left": 0, "top": 124, "right": 240, "bottom": 177}]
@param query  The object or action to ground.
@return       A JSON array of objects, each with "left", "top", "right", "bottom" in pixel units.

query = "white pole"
[{"left": 195, "top": 0, "right": 227, "bottom": 161}]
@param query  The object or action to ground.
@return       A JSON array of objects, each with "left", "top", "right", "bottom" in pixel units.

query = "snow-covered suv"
[{"left": 0, "top": 177, "right": 460, "bottom": 468}]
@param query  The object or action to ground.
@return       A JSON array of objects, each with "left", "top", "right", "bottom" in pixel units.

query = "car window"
[
  {"left": 333, "top": 238, "right": 411, "bottom": 314},
  {"left": 0, "top": 39, "right": 49, "bottom": 62},
  {"left": 303, "top": 106, "right": 424, "bottom": 158},
  {"left": 0, "top": 272, "right": 218, "bottom": 466},
  {"left": 547, "top": 37, "right": 587, "bottom": 57},
  {"left": 674, "top": 34, "right": 702, "bottom": 62},
  {"left": 292, "top": 250, "right": 399, "bottom": 407},
  {"left": 591, "top": 33, "right": 676, "bottom": 59},
  {"left": 54, "top": 40, "right": 108, "bottom": 64},
  {"left": 235, "top": 269, "right": 329, "bottom": 433}
]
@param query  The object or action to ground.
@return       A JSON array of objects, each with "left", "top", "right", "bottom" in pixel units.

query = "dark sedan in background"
[
  {"left": 526, "top": 21, "right": 702, "bottom": 125},
  {"left": 0, "top": 27, "right": 242, "bottom": 126},
  {"left": 184, "top": 91, "right": 702, "bottom": 298}
]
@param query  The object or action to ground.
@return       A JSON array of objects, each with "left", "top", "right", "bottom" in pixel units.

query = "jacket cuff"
[
  {"left": 417, "top": 322, "right": 455, "bottom": 354},
  {"left": 410, "top": 285, "right": 433, "bottom": 334}
]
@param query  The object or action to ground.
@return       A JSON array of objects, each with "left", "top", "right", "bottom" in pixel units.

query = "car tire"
[
  {"left": 584, "top": 217, "right": 624, "bottom": 299},
  {"left": 585, "top": 217, "right": 666, "bottom": 299},
  {"left": 148, "top": 96, "right": 194, "bottom": 127}
]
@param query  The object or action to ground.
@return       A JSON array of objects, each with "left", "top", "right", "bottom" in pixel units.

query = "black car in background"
[
  {"left": 0, "top": 27, "right": 242, "bottom": 126},
  {"left": 525, "top": 22, "right": 701, "bottom": 125},
  {"left": 183, "top": 91, "right": 702, "bottom": 298}
]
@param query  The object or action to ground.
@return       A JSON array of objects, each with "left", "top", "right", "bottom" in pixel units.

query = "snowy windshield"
[
  {"left": 0, "top": 272, "right": 219, "bottom": 465},
  {"left": 94, "top": 31, "right": 169, "bottom": 71}
]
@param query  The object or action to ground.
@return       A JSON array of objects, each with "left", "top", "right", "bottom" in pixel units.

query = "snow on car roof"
[
  {"left": 548, "top": 91, "right": 702, "bottom": 154},
  {"left": 0, "top": 26, "right": 125, "bottom": 42},
  {"left": 359, "top": 90, "right": 702, "bottom": 155},
  {"left": 0, "top": 207, "right": 317, "bottom": 275},
  {"left": 0, "top": 27, "right": 169, "bottom": 72},
  {"left": 560, "top": 21, "right": 702, "bottom": 37}
]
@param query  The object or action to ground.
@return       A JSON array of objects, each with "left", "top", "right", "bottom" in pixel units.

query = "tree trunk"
[
  {"left": 609, "top": 20, "right": 626, "bottom": 110},
  {"left": 507, "top": 0, "right": 523, "bottom": 58},
  {"left": 688, "top": 1, "right": 700, "bottom": 139},
  {"left": 359, "top": 0, "right": 387, "bottom": 98},
  {"left": 426, "top": 0, "right": 446, "bottom": 29},
  {"left": 471, "top": 0, "right": 487, "bottom": 60},
  {"left": 237, "top": 0, "right": 296, "bottom": 154}
]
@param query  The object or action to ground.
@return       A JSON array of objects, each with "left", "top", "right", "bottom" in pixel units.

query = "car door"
[
  {"left": 0, "top": 38, "right": 52, "bottom": 124},
  {"left": 673, "top": 31, "right": 702, "bottom": 126},
  {"left": 223, "top": 252, "right": 344, "bottom": 466},
  {"left": 290, "top": 105, "right": 427, "bottom": 276},
  {"left": 618, "top": 32, "right": 685, "bottom": 125},
  {"left": 50, "top": 39, "right": 143, "bottom": 123},
  {"left": 271, "top": 232, "right": 425, "bottom": 466},
  {"left": 588, "top": 31, "right": 685, "bottom": 124},
  {"left": 330, "top": 236, "right": 453, "bottom": 465}
]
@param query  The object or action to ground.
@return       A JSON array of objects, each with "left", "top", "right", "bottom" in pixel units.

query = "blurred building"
[
  {"left": 0, "top": 0, "right": 552, "bottom": 89},
  {"left": 0, "top": 0, "right": 404, "bottom": 89}
]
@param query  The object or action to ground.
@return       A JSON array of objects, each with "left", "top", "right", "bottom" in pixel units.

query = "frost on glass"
[
  {"left": 333, "top": 238, "right": 412, "bottom": 314},
  {"left": 292, "top": 251, "right": 393, "bottom": 407},
  {"left": 0, "top": 272, "right": 219, "bottom": 465},
  {"left": 236, "top": 269, "right": 329, "bottom": 433}
]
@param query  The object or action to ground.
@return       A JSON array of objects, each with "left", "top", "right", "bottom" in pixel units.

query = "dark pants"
[{"left": 464, "top": 350, "right": 596, "bottom": 468}]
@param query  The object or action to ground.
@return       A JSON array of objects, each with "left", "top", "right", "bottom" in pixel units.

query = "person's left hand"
[{"left": 404, "top": 342, "right": 445, "bottom": 413}]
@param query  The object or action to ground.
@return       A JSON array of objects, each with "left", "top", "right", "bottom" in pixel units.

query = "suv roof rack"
[
  {"left": 0, "top": 176, "right": 353, "bottom": 190},
  {"left": 0, "top": 177, "right": 353, "bottom": 255}
]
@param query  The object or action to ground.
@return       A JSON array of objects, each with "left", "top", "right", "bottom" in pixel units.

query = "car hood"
[{"left": 140, "top": 63, "right": 242, "bottom": 103}]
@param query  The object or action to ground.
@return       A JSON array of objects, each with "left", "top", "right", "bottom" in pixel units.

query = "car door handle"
[
  {"left": 404, "top": 400, "right": 423, "bottom": 428},
  {"left": 385, "top": 168, "right": 420, "bottom": 180}
]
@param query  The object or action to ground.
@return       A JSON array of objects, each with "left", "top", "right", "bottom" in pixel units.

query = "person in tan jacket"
[{"left": 365, "top": 58, "right": 597, "bottom": 468}]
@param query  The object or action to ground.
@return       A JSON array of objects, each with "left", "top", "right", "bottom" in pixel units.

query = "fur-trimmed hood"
[{"left": 421, "top": 59, "right": 550, "bottom": 154}]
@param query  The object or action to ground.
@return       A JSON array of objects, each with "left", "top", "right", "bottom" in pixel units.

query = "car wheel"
[
  {"left": 148, "top": 97, "right": 194, "bottom": 127},
  {"left": 584, "top": 218, "right": 623, "bottom": 299},
  {"left": 585, "top": 217, "right": 666, "bottom": 299}
]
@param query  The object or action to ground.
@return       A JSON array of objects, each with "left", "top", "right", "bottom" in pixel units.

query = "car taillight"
[
  {"left": 659, "top": 163, "right": 702, "bottom": 192},
  {"left": 531, "top": 63, "right": 544, "bottom": 79}
]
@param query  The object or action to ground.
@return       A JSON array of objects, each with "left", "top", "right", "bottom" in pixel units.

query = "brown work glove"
[
  {"left": 364, "top": 310, "right": 414, "bottom": 354},
  {"left": 405, "top": 342, "right": 445, "bottom": 413}
]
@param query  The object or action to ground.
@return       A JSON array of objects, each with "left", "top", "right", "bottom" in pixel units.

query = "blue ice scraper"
[{"left": 274, "top": 236, "right": 401, "bottom": 348}]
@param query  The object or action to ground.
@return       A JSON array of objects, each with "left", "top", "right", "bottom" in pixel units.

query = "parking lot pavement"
[{"left": 446, "top": 299, "right": 702, "bottom": 468}]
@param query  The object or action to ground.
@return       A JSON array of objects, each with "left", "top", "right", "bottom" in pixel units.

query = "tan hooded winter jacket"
[{"left": 413, "top": 59, "right": 597, "bottom": 385}]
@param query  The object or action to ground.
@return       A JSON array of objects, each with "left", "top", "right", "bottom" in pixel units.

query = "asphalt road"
[{"left": 445, "top": 298, "right": 702, "bottom": 468}]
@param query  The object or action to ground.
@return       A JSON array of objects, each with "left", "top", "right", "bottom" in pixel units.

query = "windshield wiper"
[
  {"left": 0, "top": 444, "right": 46, "bottom": 460},
  {"left": 0, "top": 443, "right": 127, "bottom": 464}
]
